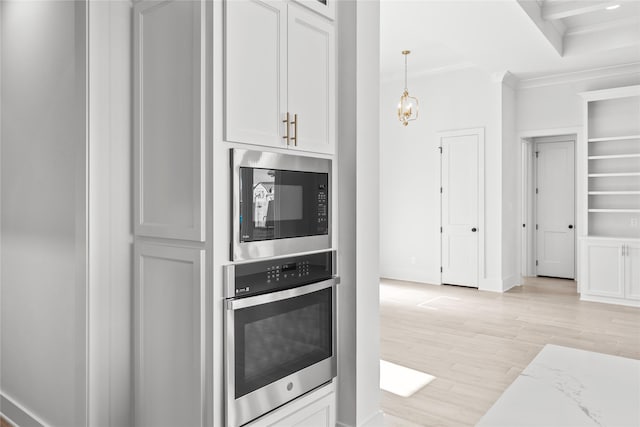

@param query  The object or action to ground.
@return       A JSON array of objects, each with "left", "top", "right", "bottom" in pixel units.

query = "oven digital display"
[{"left": 281, "top": 263, "right": 296, "bottom": 272}]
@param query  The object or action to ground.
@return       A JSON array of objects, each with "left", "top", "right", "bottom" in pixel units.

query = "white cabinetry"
[
  {"left": 225, "top": 0, "right": 335, "bottom": 154},
  {"left": 134, "top": 243, "right": 206, "bottom": 427},
  {"left": 134, "top": 0, "right": 206, "bottom": 241},
  {"left": 245, "top": 382, "right": 336, "bottom": 427},
  {"left": 579, "top": 85, "right": 640, "bottom": 306},
  {"left": 133, "top": 1, "right": 210, "bottom": 426},
  {"left": 581, "top": 239, "right": 639, "bottom": 307},
  {"left": 292, "top": 0, "right": 335, "bottom": 20}
]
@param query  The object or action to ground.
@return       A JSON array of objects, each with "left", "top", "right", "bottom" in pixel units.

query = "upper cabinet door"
[
  {"left": 225, "top": 0, "right": 287, "bottom": 148},
  {"left": 287, "top": 4, "right": 335, "bottom": 154},
  {"left": 291, "top": 0, "right": 335, "bottom": 20},
  {"left": 134, "top": 0, "right": 206, "bottom": 241}
]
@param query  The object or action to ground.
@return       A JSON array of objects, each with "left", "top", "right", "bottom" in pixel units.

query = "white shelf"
[
  {"left": 588, "top": 172, "right": 640, "bottom": 177},
  {"left": 589, "top": 209, "right": 640, "bottom": 213},
  {"left": 588, "top": 135, "right": 640, "bottom": 142},
  {"left": 588, "top": 191, "right": 640, "bottom": 195},
  {"left": 588, "top": 154, "right": 640, "bottom": 160}
]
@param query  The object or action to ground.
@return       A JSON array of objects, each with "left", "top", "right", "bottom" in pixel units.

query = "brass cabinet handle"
[
  {"left": 291, "top": 113, "right": 298, "bottom": 146},
  {"left": 282, "top": 112, "right": 290, "bottom": 145}
]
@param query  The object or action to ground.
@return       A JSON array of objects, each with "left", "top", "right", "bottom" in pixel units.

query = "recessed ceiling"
[{"left": 380, "top": 0, "right": 640, "bottom": 82}]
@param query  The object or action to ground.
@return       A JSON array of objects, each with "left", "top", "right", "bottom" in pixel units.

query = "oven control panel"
[{"left": 226, "top": 250, "right": 335, "bottom": 298}]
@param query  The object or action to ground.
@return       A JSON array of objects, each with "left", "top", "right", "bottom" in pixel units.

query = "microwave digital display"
[{"left": 239, "top": 167, "right": 329, "bottom": 243}]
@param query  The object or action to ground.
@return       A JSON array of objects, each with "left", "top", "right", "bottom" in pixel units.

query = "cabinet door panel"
[
  {"left": 288, "top": 4, "right": 335, "bottom": 154},
  {"left": 585, "top": 242, "right": 624, "bottom": 298},
  {"left": 625, "top": 244, "right": 640, "bottom": 300},
  {"left": 135, "top": 243, "right": 205, "bottom": 427},
  {"left": 225, "top": 0, "right": 287, "bottom": 147},
  {"left": 134, "top": 0, "right": 205, "bottom": 241},
  {"left": 291, "top": 0, "right": 335, "bottom": 20}
]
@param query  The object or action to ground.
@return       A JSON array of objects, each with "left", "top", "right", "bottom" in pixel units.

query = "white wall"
[
  {"left": 516, "top": 68, "right": 640, "bottom": 282},
  {"left": 1, "top": 2, "right": 133, "bottom": 426},
  {"left": 1, "top": 2, "right": 87, "bottom": 425},
  {"left": 337, "top": 1, "right": 382, "bottom": 426},
  {"left": 501, "top": 80, "right": 519, "bottom": 289},
  {"left": 380, "top": 67, "right": 503, "bottom": 287},
  {"left": 517, "top": 71, "right": 640, "bottom": 133}
]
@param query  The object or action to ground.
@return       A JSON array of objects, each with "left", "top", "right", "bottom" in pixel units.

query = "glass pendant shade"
[
  {"left": 398, "top": 89, "right": 418, "bottom": 126},
  {"left": 397, "top": 50, "right": 418, "bottom": 126}
]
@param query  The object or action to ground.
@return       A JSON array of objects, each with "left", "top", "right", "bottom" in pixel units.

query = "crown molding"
[
  {"left": 492, "top": 71, "right": 519, "bottom": 89},
  {"left": 518, "top": 62, "right": 640, "bottom": 89}
]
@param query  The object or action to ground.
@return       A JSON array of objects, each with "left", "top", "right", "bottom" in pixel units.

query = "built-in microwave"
[{"left": 231, "top": 149, "right": 331, "bottom": 261}]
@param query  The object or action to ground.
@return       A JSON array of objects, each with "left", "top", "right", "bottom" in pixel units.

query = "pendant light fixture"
[{"left": 398, "top": 50, "right": 418, "bottom": 126}]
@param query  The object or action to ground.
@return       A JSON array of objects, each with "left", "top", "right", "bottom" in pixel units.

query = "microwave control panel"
[
  {"left": 227, "top": 251, "right": 334, "bottom": 298},
  {"left": 317, "top": 184, "right": 328, "bottom": 231}
]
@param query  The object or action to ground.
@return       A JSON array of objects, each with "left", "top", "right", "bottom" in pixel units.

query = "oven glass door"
[
  {"left": 232, "top": 285, "right": 333, "bottom": 399},
  {"left": 239, "top": 167, "right": 329, "bottom": 243}
]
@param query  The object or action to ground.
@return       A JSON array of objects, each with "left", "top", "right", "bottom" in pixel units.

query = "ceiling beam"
[
  {"left": 542, "top": 1, "right": 615, "bottom": 21},
  {"left": 517, "top": 0, "right": 564, "bottom": 55}
]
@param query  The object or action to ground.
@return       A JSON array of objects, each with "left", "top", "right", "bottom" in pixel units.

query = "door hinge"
[
  {"left": 438, "top": 146, "right": 442, "bottom": 154},
  {"left": 440, "top": 226, "right": 443, "bottom": 233},
  {"left": 440, "top": 187, "right": 443, "bottom": 194},
  {"left": 535, "top": 188, "right": 539, "bottom": 194},
  {"left": 536, "top": 224, "right": 538, "bottom": 230},
  {"left": 535, "top": 151, "right": 539, "bottom": 158},
  {"left": 536, "top": 260, "right": 539, "bottom": 266},
  {"left": 440, "top": 266, "right": 443, "bottom": 273}
]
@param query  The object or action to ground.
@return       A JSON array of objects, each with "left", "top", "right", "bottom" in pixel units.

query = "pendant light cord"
[{"left": 404, "top": 53, "right": 408, "bottom": 92}]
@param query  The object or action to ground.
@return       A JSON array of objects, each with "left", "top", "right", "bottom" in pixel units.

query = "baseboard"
[
  {"left": 379, "top": 270, "right": 441, "bottom": 286},
  {"left": 361, "top": 409, "right": 385, "bottom": 427},
  {"left": 336, "top": 409, "right": 385, "bottom": 427},
  {"left": 0, "top": 393, "right": 47, "bottom": 427},
  {"left": 502, "top": 275, "right": 519, "bottom": 291},
  {"left": 479, "top": 275, "right": 519, "bottom": 293}
]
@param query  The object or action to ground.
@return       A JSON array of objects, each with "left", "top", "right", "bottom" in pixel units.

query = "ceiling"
[{"left": 380, "top": 0, "right": 640, "bottom": 82}]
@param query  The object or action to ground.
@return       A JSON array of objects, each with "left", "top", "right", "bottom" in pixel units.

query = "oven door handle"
[{"left": 226, "top": 277, "right": 339, "bottom": 311}]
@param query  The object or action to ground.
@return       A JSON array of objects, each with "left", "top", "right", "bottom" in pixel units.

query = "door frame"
[
  {"left": 534, "top": 137, "right": 576, "bottom": 279},
  {"left": 518, "top": 127, "right": 582, "bottom": 283},
  {"left": 439, "top": 127, "right": 485, "bottom": 286}
]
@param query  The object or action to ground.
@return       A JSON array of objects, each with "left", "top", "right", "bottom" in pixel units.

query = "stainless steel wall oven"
[
  {"left": 231, "top": 149, "right": 331, "bottom": 261},
  {"left": 223, "top": 251, "right": 337, "bottom": 427}
]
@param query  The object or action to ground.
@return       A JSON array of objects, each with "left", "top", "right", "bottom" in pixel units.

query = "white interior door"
[
  {"left": 441, "top": 131, "right": 481, "bottom": 287},
  {"left": 536, "top": 141, "right": 575, "bottom": 279}
]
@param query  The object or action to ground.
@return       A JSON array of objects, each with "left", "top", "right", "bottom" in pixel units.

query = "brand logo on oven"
[{"left": 236, "top": 287, "right": 250, "bottom": 295}]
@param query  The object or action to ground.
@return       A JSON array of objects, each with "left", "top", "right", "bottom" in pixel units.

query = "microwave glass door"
[
  {"left": 233, "top": 287, "right": 333, "bottom": 399},
  {"left": 239, "top": 167, "right": 328, "bottom": 243}
]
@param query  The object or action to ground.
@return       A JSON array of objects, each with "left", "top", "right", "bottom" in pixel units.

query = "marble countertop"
[{"left": 476, "top": 344, "right": 640, "bottom": 427}]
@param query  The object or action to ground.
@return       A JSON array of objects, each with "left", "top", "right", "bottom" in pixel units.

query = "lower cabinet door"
[
  {"left": 625, "top": 243, "right": 640, "bottom": 301},
  {"left": 135, "top": 242, "right": 205, "bottom": 427},
  {"left": 246, "top": 385, "right": 336, "bottom": 427},
  {"left": 269, "top": 392, "right": 335, "bottom": 427},
  {"left": 583, "top": 240, "right": 624, "bottom": 298}
]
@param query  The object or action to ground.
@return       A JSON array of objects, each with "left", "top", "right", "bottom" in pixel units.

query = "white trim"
[
  {"left": 335, "top": 410, "right": 385, "bottom": 427},
  {"left": 361, "top": 410, "right": 385, "bottom": 427},
  {"left": 1, "top": 393, "right": 48, "bottom": 427},
  {"left": 518, "top": 127, "right": 582, "bottom": 282},
  {"left": 579, "top": 84, "right": 640, "bottom": 101},
  {"left": 518, "top": 63, "right": 640, "bottom": 89}
]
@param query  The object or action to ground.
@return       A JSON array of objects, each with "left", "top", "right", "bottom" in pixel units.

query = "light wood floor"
[{"left": 380, "top": 276, "right": 640, "bottom": 427}]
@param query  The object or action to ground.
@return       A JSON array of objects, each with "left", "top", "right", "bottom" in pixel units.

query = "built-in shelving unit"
[
  {"left": 583, "top": 86, "right": 640, "bottom": 239},
  {"left": 579, "top": 86, "right": 640, "bottom": 307}
]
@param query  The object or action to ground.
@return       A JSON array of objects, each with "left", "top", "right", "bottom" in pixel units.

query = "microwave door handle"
[{"left": 226, "top": 277, "right": 339, "bottom": 311}]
